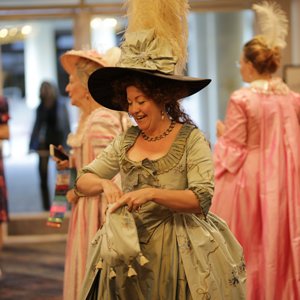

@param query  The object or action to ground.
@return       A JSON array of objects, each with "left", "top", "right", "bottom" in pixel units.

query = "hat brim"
[
  {"left": 88, "top": 67, "right": 211, "bottom": 111},
  {"left": 60, "top": 51, "right": 107, "bottom": 75}
]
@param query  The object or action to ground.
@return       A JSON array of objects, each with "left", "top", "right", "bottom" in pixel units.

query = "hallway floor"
[{"left": 0, "top": 240, "right": 65, "bottom": 300}]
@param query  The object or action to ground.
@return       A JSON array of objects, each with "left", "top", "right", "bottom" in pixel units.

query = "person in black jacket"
[{"left": 29, "top": 81, "right": 70, "bottom": 210}]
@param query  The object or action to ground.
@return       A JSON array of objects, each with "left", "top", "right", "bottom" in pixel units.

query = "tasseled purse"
[{"left": 91, "top": 205, "right": 149, "bottom": 278}]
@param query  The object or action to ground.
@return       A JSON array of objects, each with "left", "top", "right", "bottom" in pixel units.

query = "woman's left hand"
[
  {"left": 108, "top": 188, "right": 153, "bottom": 213},
  {"left": 66, "top": 189, "right": 79, "bottom": 204}
]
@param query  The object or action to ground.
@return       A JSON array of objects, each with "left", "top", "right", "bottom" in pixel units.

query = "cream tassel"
[
  {"left": 127, "top": 265, "right": 137, "bottom": 277},
  {"left": 136, "top": 252, "right": 149, "bottom": 266},
  {"left": 109, "top": 267, "right": 116, "bottom": 279},
  {"left": 95, "top": 260, "right": 103, "bottom": 270}
]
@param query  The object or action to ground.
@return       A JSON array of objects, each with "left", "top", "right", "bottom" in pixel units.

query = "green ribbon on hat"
[{"left": 117, "top": 29, "right": 178, "bottom": 75}]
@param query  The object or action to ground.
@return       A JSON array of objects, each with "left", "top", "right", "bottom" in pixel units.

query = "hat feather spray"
[
  {"left": 123, "top": 0, "right": 190, "bottom": 74},
  {"left": 87, "top": 0, "right": 211, "bottom": 110},
  {"left": 252, "top": 1, "right": 288, "bottom": 49}
]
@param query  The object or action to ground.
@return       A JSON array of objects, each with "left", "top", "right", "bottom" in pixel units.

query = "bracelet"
[{"left": 73, "top": 185, "right": 85, "bottom": 197}]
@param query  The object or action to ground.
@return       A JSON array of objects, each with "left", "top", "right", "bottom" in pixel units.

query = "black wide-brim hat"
[{"left": 88, "top": 67, "right": 211, "bottom": 111}]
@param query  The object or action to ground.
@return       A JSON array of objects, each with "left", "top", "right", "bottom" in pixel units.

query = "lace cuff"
[
  {"left": 214, "top": 139, "right": 247, "bottom": 178},
  {"left": 189, "top": 186, "right": 212, "bottom": 217}
]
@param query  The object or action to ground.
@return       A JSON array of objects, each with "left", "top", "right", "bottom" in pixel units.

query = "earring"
[
  {"left": 161, "top": 111, "right": 165, "bottom": 120},
  {"left": 128, "top": 112, "right": 132, "bottom": 118}
]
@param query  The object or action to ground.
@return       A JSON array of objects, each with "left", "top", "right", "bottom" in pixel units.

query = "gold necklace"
[{"left": 141, "top": 120, "right": 176, "bottom": 142}]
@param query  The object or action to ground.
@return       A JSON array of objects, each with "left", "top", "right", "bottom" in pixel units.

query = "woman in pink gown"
[
  {"left": 59, "top": 48, "right": 132, "bottom": 300},
  {"left": 211, "top": 3, "right": 300, "bottom": 299}
]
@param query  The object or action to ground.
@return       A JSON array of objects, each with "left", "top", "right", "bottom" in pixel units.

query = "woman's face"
[
  {"left": 65, "top": 73, "right": 87, "bottom": 108},
  {"left": 127, "top": 85, "right": 162, "bottom": 134}
]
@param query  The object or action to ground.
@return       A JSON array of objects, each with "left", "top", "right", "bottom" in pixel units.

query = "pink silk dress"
[
  {"left": 63, "top": 107, "right": 131, "bottom": 300},
  {"left": 211, "top": 78, "right": 300, "bottom": 300}
]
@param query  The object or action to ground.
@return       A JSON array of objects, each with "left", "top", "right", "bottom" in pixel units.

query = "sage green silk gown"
[{"left": 79, "top": 124, "right": 246, "bottom": 300}]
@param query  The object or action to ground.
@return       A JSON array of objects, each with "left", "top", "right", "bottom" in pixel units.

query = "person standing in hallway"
[
  {"left": 29, "top": 81, "right": 70, "bottom": 210},
  {"left": 0, "top": 95, "right": 9, "bottom": 279},
  {"left": 211, "top": 2, "right": 300, "bottom": 299},
  {"left": 59, "top": 48, "right": 132, "bottom": 300}
]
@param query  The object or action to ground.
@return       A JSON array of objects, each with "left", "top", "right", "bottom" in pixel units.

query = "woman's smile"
[{"left": 127, "top": 86, "right": 162, "bottom": 134}]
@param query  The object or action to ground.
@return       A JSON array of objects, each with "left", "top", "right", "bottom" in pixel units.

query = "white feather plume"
[
  {"left": 123, "top": 0, "right": 189, "bottom": 74},
  {"left": 252, "top": 1, "right": 288, "bottom": 49}
]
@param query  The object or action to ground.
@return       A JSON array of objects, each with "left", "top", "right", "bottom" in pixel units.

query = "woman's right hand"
[
  {"left": 216, "top": 120, "right": 225, "bottom": 138},
  {"left": 100, "top": 179, "right": 123, "bottom": 204}
]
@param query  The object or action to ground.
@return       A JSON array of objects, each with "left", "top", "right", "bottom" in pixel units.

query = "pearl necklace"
[{"left": 141, "top": 120, "right": 176, "bottom": 142}]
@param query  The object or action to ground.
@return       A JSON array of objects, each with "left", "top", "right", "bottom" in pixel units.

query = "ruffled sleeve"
[
  {"left": 78, "top": 132, "right": 124, "bottom": 180},
  {"left": 87, "top": 109, "right": 127, "bottom": 160},
  {"left": 214, "top": 91, "right": 248, "bottom": 178},
  {"left": 186, "top": 128, "right": 214, "bottom": 216}
]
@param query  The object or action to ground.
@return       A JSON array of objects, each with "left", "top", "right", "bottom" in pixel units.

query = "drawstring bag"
[{"left": 91, "top": 206, "right": 149, "bottom": 278}]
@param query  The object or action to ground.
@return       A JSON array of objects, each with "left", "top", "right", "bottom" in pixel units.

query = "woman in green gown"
[{"left": 75, "top": 70, "right": 246, "bottom": 299}]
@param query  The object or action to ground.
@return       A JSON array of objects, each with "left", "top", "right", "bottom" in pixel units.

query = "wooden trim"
[
  {"left": 190, "top": 0, "right": 253, "bottom": 12},
  {"left": 0, "top": 0, "right": 255, "bottom": 20},
  {"left": 0, "top": 3, "right": 124, "bottom": 20},
  {"left": 0, "top": 3, "right": 122, "bottom": 10}
]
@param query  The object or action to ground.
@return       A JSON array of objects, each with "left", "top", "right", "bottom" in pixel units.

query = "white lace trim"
[{"left": 250, "top": 77, "right": 290, "bottom": 95}]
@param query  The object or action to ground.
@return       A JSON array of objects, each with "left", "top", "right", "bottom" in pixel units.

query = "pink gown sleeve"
[{"left": 214, "top": 92, "right": 248, "bottom": 178}]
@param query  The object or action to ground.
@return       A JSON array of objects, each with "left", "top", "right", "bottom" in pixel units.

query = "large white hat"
[{"left": 60, "top": 47, "right": 121, "bottom": 75}]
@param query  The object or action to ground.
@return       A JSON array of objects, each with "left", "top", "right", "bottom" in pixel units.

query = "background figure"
[
  {"left": 29, "top": 81, "right": 70, "bottom": 211},
  {"left": 211, "top": 2, "right": 300, "bottom": 299},
  {"left": 59, "top": 48, "right": 131, "bottom": 300},
  {"left": 0, "top": 95, "right": 9, "bottom": 279}
]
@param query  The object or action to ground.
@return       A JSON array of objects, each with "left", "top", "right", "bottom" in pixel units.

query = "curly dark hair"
[{"left": 111, "top": 73, "right": 195, "bottom": 125}]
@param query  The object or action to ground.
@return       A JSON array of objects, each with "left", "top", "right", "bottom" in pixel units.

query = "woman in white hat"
[{"left": 59, "top": 48, "right": 132, "bottom": 300}]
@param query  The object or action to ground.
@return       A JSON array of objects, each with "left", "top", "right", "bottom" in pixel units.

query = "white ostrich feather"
[
  {"left": 253, "top": 1, "right": 288, "bottom": 49},
  {"left": 124, "top": 0, "right": 189, "bottom": 74}
]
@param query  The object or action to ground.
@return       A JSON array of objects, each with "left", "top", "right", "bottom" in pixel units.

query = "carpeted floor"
[
  {"left": 0, "top": 240, "right": 66, "bottom": 300},
  {"left": 0, "top": 98, "right": 70, "bottom": 299}
]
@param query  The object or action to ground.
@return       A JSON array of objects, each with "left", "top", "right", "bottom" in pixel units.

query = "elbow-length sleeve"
[
  {"left": 291, "top": 92, "right": 300, "bottom": 124},
  {"left": 214, "top": 91, "right": 248, "bottom": 178},
  {"left": 79, "top": 133, "right": 123, "bottom": 180},
  {"left": 86, "top": 110, "right": 126, "bottom": 160},
  {"left": 187, "top": 129, "right": 214, "bottom": 216}
]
